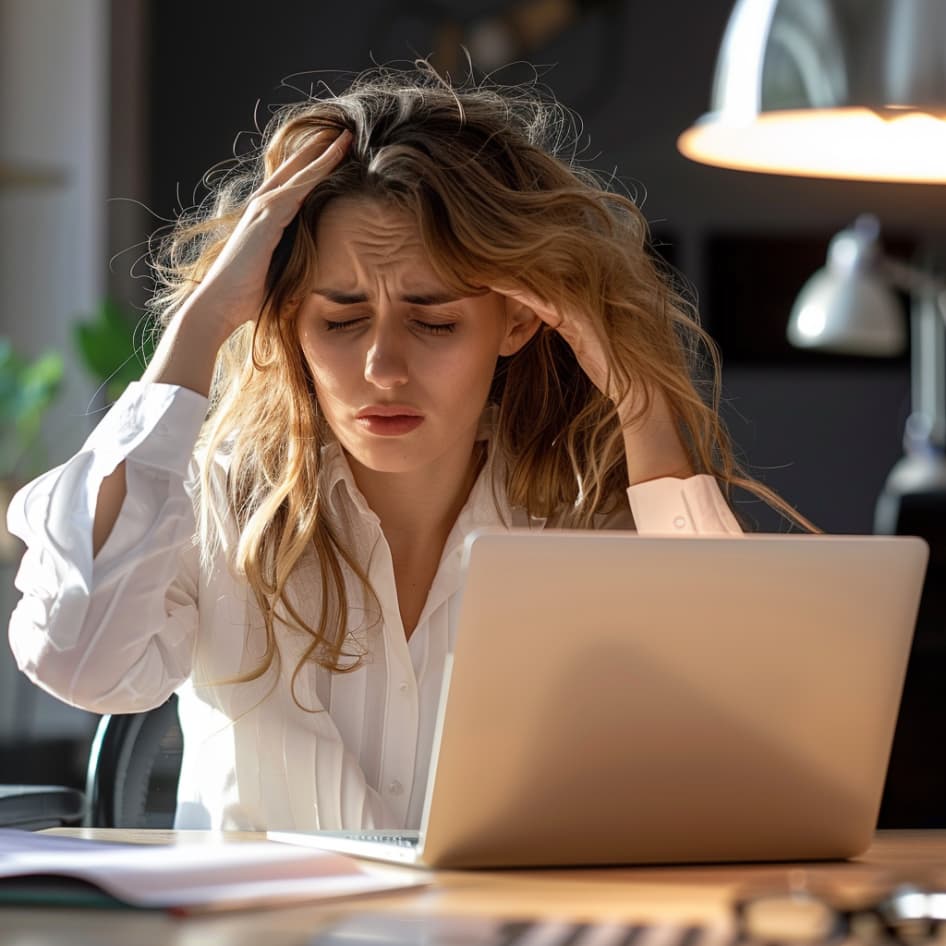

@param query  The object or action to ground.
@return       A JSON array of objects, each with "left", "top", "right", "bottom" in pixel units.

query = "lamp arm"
[
  {"left": 878, "top": 256, "right": 946, "bottom": 323},
  {"left": 874, "top": 255, "right": 946, "bottom": 454}
]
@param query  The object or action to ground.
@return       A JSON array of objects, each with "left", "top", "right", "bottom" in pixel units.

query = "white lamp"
[
  {"left": 677, "top": 0, "right": 946, "bottom": 184},
  {"left": 787, "top": 216, "right": 906, "bottom": 356},
  {"left": 677, "top": 0, "right": 946, "bottom": 516},
  {"left": 787, "top": 215, "right": 946, "bottom": 503},
  {"left": 678, "top": 0, "right": 946, "bottom": 830}
]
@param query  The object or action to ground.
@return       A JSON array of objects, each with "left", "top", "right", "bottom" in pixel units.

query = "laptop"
[{"left": 269, "top": 531, "right": 928, "bottom": 868}]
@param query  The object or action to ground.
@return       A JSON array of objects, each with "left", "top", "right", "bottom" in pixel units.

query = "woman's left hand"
[
  {"left": 492, "top": 286, "right": 617, "bottom": 408},
  {"left": 491, "top": 285, "right": 693, "bottom": 482}
]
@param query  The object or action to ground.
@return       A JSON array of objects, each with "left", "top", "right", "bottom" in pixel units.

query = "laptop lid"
[{"left": 418, "top": 532, "right": 928, "bottom": 868}]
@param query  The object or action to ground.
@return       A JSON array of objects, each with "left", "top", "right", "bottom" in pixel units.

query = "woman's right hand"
[
  {"left": 192, "top": 127, "right": 352, "bottom": 335},
  {"left": 142, "top": 127, "right": 352, "bottom": 395}
]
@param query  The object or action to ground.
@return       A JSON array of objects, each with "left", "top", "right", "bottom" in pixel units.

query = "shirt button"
[
  {"left": 673, "top": 516, "right": 687, "bottom": 530},
  {"left": 398, "top": 680, "right": 410, "bottom": 693},
  {"left": 387, "top": 780, "right": 404, "bottom": 796}
]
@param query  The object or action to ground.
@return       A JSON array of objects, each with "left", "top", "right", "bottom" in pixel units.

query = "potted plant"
[
  {"left": 72, "top": 300, "right": 155, "bottom": 405},
  {"left": 0, "top": 301, "right": 154, "bottom": 561},
  {"left": 0, "top": 339, "right": 64, "bottom": 561}
]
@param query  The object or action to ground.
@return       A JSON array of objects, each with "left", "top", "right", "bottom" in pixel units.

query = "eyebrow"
[{"left": 311, "top": 288, "right": 464, "bottom": 306}]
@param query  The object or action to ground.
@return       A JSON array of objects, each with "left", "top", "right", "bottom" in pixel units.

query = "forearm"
[
  {"left": 619, "top": 393, "right": 742, "bottom": 534},
  {"left": 620, "top": 393, "right": 693, "bottom": 486},
  {"left": 141, "top": 294, "right": 238, "bottom": 397},
  {"left": 92, "top": 298, "right": 232, "bottom": 556},
  {"left": 92, "top": 461, "right": 127, "bottom": 557}
]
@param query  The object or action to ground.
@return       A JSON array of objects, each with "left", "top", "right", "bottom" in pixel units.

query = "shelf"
[{"left": 0, "top": 162, "right": 68, "bottom": 189}]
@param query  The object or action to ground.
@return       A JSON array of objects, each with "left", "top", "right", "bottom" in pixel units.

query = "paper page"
[{"left": 0, "top": 829, "right": 427, "bottom": 912}]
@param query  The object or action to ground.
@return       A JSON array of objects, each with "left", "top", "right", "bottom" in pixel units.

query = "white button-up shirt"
[{"left": 7, "top": 382, "right": 742, "bottom": 831}]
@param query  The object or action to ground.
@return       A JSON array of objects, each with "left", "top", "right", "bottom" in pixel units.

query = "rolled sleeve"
[
  {"left": 627, "top": 474, "right": 743, "bottom": 535},
  {"left": 84, "top": 381, "right": 208, "bottom": 478},
  {"left": 7, "top": 382, "right": 210, "bottom": 712}
]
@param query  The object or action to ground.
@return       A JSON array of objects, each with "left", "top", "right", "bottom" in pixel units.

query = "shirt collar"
[{"left": 320, "top": 439, "right": 370, "bottom": 517}]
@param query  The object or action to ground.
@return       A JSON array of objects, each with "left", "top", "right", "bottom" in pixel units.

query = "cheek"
[
  {"left": 299, "top": 329, "right": 350, "bottom": 394},
  {"left": 451, "top": 329, "right": 504, "bottom": 380}
]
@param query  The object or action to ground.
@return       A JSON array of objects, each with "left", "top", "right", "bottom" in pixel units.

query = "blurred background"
[{"left": 1, "top": 0, "right": 944, "bottom": 826}]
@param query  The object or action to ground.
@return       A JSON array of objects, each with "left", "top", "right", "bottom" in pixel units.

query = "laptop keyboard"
[
  {"left": 342, "top": 831, "right": 420, "bottom": 848},
  {"left": 310, "top": 916, "right": 735, "bottom": 946}
]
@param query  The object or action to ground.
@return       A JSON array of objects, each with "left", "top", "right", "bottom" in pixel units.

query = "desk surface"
[{"left": 3, "top": 830, "right": 946, "bottom": 946}]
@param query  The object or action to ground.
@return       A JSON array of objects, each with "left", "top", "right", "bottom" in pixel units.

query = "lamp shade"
[
  {"left": 678, "top": 0, "right": 946, "bottom": 183},
  {"left": 787, "top": 216, "right": 906, "bottom": 355}
]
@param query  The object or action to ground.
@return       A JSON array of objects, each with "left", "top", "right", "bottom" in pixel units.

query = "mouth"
[
  {"left": 355, "top": 405, "right": 425, "bottom": 437},
  {"left": 355, "top": 405, "right": 424, "bottom": 419}
]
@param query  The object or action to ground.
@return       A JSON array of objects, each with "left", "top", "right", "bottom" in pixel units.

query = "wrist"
[
  {"left": 623, "top": 431, "right": 693, "bottom": 485},
  {"left": 142, "top": 301, "right": 236, "bottom": 396},
  {"left": 177, "top": 291, "right": 248, "bottom": 349},
  {"left": 620, "top": 395, "right": 693, "bottom": 485}
]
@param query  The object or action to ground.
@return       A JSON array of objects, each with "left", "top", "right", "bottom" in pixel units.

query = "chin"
[{"left": 341, "top": 441, "right": 431, "bottom": 476}]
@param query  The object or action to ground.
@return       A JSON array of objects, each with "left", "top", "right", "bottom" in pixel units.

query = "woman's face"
[{"left": 296, "top": 196, "right": 533, "bottom": 476}]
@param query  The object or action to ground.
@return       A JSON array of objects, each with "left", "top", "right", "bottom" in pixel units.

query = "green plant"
[
  {"left": 0, "top": 302, "right": 153, "bottom": 482},
  {"left": 0, "top": 338, "right": 64, "bottom": 481},
  {"left": 73, "top": 300, "right": 155, "bottom": 404}
]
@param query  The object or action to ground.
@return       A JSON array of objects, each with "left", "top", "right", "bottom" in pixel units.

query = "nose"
[{"left": 364, "top": 320, "right": 409, "bottom": 389}]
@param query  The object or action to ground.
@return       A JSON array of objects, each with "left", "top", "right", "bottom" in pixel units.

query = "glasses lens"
[{"left": 740, "top": 895, "right": 839, "bottom": 943}]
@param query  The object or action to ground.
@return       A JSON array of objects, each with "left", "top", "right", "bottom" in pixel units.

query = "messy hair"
[{"left": 149, "top": 62, "right": 811, "bottom": 695}]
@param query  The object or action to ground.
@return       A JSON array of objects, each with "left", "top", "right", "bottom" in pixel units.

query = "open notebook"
[{"left": 270, "top": 531, "right": 927, "bottom": 868}]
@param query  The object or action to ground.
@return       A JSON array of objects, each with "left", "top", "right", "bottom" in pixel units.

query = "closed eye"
[
  {"left": 324, "top": 317, "right": 367, "bottom": 332},
  {"left": 323, "top": 317, "right": 456, "bottom": 336},
  {"left": 412, "top": 320, "right": 456, "bottom": 335}
]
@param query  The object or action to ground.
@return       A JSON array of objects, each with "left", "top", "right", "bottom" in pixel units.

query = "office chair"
[{"left": 84, "top": 694, "right": 184, "bottom": 828}]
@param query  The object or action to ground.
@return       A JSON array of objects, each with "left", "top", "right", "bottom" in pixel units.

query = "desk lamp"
[
  {"left": 676, "top": 0, "right": 946, "bottom": 826},
  {"left": 677, "top": 0, "right": 946, "bottom": 184},
  {"left": 788, "top": 214, "right": 946, "bottom": 529},
  {"left": 677, "top": 0, "right": 946, "bottom": 530}
]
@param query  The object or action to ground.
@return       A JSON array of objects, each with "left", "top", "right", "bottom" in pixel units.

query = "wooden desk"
[{"left": 3, "top": 830, "right": 946, "bottom": 946}]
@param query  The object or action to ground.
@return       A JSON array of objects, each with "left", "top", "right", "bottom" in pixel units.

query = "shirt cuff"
[
  {"left": 82, "top": 381, "right": 209, "bottom": 478},
  {"left": 627, "top": 474, "right": 743, "bottom": 535}
]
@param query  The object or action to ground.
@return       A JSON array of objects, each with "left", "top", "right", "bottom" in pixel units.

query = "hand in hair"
[
  {"left": 141, "top": 128, "right": 352, "bottom": 397},
  {"left": 191, "top": 127, "right": 353, "bottom": 337},
  {"left": 493, "top": 286, "right": 616, "bottom": 410},
  {"left": 493, "top": 285, "right": 694, "bottom": 484}
]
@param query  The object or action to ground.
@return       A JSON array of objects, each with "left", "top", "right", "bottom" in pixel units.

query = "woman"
[{"left": 7, "top": 65, "right": 801, "bottom": 831}]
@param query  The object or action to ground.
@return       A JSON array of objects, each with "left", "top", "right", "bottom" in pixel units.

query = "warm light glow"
[{"left": 678, "top": 108, "right": 946, "bottom": 183}]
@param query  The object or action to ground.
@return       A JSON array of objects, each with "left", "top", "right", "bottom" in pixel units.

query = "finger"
[
  {"left": 494, "top": 287, "right": 562, "bottom": 328},
  {"left": 492, "top": 285, "right": 546, "bottom": 309},
  {"left": 257, "top": 127, "right": 351, "bottom": 195},
  {"left": 280, "top": 129, "right": 352, "bottom": 193}
]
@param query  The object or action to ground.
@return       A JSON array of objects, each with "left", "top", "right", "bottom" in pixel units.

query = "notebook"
[{"left": 269, "top": 531, "right": 928, "bottom": 868}]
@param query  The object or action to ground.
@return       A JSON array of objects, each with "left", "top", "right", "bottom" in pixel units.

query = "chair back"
[{"left": 84, "top": 694, "right": 183, "bottom": 828}]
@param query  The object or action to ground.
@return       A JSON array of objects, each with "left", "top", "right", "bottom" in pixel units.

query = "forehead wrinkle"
[
  {"left": 318, "top": 197, "right": 424, "bottom": 256},
  {"left": 321, "top": 242, "right": 440, "bottom": 297},
  {"left": 316, "top": 206, "right": 447, "bottom": 299}
]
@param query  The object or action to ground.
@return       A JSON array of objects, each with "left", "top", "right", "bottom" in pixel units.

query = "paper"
[{"left": 0, "top": 828, "right": 428, "bottom": 913}]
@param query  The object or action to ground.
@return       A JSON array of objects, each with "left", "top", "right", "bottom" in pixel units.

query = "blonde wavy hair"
[{"left": 149, "top": 63, "right": 811, "bottom": 694}]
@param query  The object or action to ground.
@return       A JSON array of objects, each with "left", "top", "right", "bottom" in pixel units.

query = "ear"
[{"left": 499, "top": 297, "right": 542, "bottom": 356}]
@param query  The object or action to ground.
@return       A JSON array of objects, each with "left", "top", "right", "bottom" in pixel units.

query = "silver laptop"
[{"left": 269, "top": 531, "right": 928, "bottom": 868}]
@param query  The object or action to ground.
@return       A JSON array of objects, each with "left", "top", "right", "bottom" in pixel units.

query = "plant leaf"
[{"left": 72, "top": 301, "right": 154, "bottom": 402}]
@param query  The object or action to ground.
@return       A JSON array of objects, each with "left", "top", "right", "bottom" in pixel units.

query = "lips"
[
  {"left": 354, "top": 405, "right": 425, "bottom": 437},
  {"left": 355, "top": 404, "right": 424, "bottom": 419}
]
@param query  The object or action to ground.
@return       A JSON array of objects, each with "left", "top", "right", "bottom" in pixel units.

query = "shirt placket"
[{"left": 370, "top": 537, "right": 420, "bottom": 828}]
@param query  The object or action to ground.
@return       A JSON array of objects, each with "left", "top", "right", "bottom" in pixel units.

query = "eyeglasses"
[{"left": 734, "top": 876, "right": 946, "bottom": 946}]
